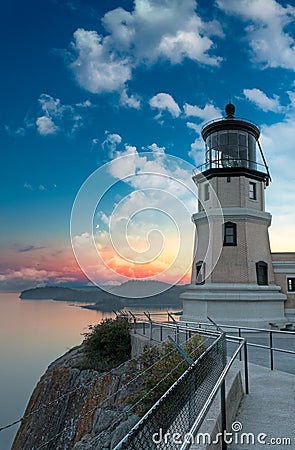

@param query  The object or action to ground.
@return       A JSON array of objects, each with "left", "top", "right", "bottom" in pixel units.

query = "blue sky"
[{"left": 1, "top": 0, "right": 295, "bottom": 291}]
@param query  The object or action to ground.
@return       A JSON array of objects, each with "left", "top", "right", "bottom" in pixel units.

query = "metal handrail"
[
  {"left": 193, "top": 158, "right": 268, "bottom": 175},
  {"left": 116, "top": 317, "right": 249, "bottom": 450},
  {"left": 128, "top": 312, "right": 295, "bottom": 335},
  {"left": 179, "top": 339, "right": 246, "bottom": 450},
  {"left": 178, "top": 319, "right": 295, "bottom": 335},
  {"left": 128, "top": 313, "right": 295, "bottom": 372},
  {"left": 132, "top": 319, "right": 222, "bottom": 340},
  {"left": 114, "top": 331, "right": 231, "bottom": 450}
]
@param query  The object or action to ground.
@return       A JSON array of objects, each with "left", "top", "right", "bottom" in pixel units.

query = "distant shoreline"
[{"left": 19, "top": 284, "right": 184, "bottom": 312}]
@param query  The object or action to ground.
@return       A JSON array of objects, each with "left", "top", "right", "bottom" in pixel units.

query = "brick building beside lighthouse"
[{"left": 181, "top": 103, "right": 295, "bottom": 328}]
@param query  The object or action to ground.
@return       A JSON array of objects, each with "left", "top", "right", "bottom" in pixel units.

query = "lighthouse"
[{"left": 181, "top": 103, "right": 287, "bottom": 327}]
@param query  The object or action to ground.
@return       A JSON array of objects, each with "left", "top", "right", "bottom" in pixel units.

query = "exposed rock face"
[{"left": 12, "top": 347, "right": 140, "bottom": 450}]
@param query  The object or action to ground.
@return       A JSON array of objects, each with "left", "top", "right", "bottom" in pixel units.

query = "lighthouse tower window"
[
  {"left": 287, "top": 278, "right": 295, "bottom": 292},
  {"left": 223, "top": 222, "right": 237, "bottom": 246},
  {"left": 249, "top": 182, "right": 257, "bottom": 200},
  {"left": 196, "top": 261, "right": 205, "bottom": 285},
  {"left": 256, "top": 261, "right": 268, "bottom": 285}
]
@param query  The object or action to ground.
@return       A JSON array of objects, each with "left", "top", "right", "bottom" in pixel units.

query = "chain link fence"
[{"left": 114, "top": 331, "right": 226, "bottom": 450}]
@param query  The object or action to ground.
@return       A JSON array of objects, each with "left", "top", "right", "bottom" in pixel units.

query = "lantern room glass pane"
[
  {"left": 239, "top": 132, "right": 247, "bottom": 147},
  {"left": 228, "top": 131, "right": 238, "bottom": 145},
  {"left": 248, "top": 134, "right": 256, "bottom": 168},
  {"left": 212, "top": 133, "right": 218, "bottom": 148},
  {"left": 205, "top": 129, "right": 257, "bottom": 170}
]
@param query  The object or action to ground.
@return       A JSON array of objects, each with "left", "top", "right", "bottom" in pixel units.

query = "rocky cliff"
[{"left": 12, "top": 345, "right": 140, "bottom": 450}]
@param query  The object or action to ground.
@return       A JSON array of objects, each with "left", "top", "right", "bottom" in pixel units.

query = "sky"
[{"left": 1, "top": 0, "right": 295, "bottom": 292}]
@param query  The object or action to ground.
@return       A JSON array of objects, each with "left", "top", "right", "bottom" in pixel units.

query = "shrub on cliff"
[
  {"left": 80, "top": 318, "right": 131, "bottom": 371},
  {"left": 127, "top": 332, "right": 205, "bottom": 415}
]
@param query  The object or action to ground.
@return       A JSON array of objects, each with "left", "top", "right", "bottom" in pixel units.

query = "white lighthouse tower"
[{"left": 181, "top": 103, "right": 286, "bottom": 327}]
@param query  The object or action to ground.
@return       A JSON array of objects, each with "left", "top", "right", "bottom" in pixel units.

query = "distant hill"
[
  {"left": 20, "top": 281, "right": 186, "bottom": 311},
  {"left": 109, "top": 279, "right": 173, "bottom": 297},
  {"left": 20, "top": 286, "right": 112, "bottom": 302},
  {"left": 19, "top": 286, "right": 122, "bottom": 312}
]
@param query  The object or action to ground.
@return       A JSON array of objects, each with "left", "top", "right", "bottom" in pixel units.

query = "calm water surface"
[
  {"left": 0, "top": 292, "right": 112, "bottom": 450},
  {"left": 0, "top": 292, "right": 176, "bottom": 450}
]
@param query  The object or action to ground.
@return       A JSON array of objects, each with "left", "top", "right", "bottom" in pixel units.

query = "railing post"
[
  {"left": 160, "top": 324, "right": 163, "bottom": 341},
  {"left": 243, "top": 341, "right": 249, "bottom": 395},
  {"left": 143, "top": 322, "right": 146, "bottom": 335},
  {"left": 149, "top": 321, "right": 153, "bottom": 341},
  {"left": 127, "top": 311, "right": 136, "bottom": 334},
  {"left": 238, "top": 328, "right": 242, "bottom": 361},
  {"left": 269, "top": 331, "right": 274, "bottom": 370},
  {"left": 221, "top": 379, "right": 227, "bottom": 450}
]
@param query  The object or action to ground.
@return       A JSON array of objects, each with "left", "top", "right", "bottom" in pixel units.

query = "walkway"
[{"left": 228, "top": 362, "right": 295, "bottom": 450}]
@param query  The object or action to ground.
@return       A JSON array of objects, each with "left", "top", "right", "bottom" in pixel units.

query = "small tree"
[{"left": 82, "top": 318, "right": 131, "bottom": 371}]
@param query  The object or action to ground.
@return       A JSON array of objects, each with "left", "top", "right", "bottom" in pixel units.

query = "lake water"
[
  {"left": 0, "top": 292, "right": 176, "bottom": 450},
  {"left": 0, "top": 292, "right": 110, "bottom": 450}
]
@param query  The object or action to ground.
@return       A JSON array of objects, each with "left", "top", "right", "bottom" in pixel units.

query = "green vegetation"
[
  {"left": 78, "top": 318, "right": 131, "bottom": 371},
  {"left": 127, "top": 333, "right": 204, "bottom": 415}
]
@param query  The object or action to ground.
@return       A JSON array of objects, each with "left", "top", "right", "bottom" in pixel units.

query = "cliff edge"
[{"left": 12, "top": 345, "right": 140, "bottom": 450}]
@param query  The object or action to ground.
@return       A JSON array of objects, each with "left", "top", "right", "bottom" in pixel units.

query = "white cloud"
[
  {"left": 102, "top": 132, "right": 123, "bottom": 157},
  {"left": 147, "top": 143, "right": 166, "bottom": 154},
  {"left": 10, "top": 101, "right": 75, "bottom": 137},
  {"left": 184, "top": 102, "right": 222, "bottom": 121},
  {"left": 243, "top": 88, "right": 282, "bottom": 112},
  {"left": 36, "top": 116, "right": 58, "bottom": 135},
  {"left": 75, "top": 99, "right": 92, "bottom": 108},
  {"left": 23, "top": 182, "right": 56, "bottom": 192},
  {"left": 217, "top": 0, "right": 295, "bottom": 70},
  {"left": 103, "top": 0, "right": 223, "bottom": 64},
  {"left": 287, "top": 90, "right": 295, "bottom": 108},
  {"left": 183, "top": 102, "right": 221, "bottom": 159},
  {"left": 68, "top": 0, "right": 223, "bottom": 95},
  {"left": 96, "top": 211, "right": 109, "bottom": 226},
  {"left": 72, "top": 232, "right": 91, "bottom": 248},
  {"left": 186, "top": 122, "right": 200, "bottom": 133},
  {"left": 188, "top": 136, "right": 205, "bottom": 166},
  {"left": 108, "top": 145, "right": 145, "bottom": 181},
  {"left": 158, "top": 27, "right": 222, "bottom": 66},
  {"left": 120, "top": 88, "right": 141, "bottom": 109},
  {"left": 35, "top": 93, "right": 87, "bottom": 136},
  {"left": 0, "top": 267, "right": 77, "bottom": 290},
  {"left": 69, "top": 28, "right": 132, "bottom": 94},
  {"left": 149, "top": 93, "right": 181, "bottom": 118},
  {"left": 107, "top": 142, "right": 196, "bottom": 203},
  {"left": 24, "top": 182, "right": 33, "bottom": 190},
  {"left": 4, "top": 125, "right": 26, "bottom": 136},
  {"left": 39, "top": 93, "right": 64, "bottom": 118}
]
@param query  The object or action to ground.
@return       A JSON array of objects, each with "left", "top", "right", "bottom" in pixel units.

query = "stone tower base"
[{"left": 180, "top": 283, "right": 287, "bottom": 328}]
